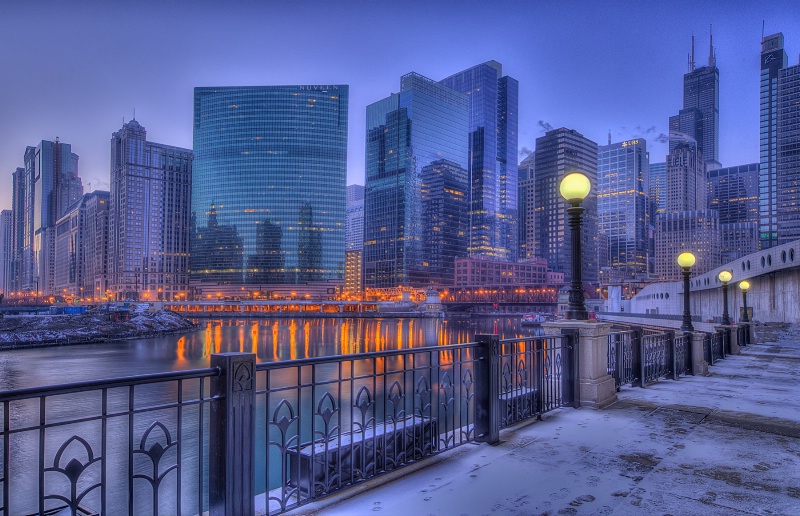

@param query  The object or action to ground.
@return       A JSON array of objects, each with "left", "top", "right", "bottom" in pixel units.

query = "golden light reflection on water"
[{"left": 175, "top": 317, "right": 540, "bottom": 365}]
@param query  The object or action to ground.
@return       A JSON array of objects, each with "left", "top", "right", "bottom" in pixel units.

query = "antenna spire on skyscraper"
[{"left": 708, "top": 25, "right": 716, "bottom": 67}]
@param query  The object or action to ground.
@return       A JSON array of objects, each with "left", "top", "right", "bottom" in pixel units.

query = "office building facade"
[
  {"left": 649, "top": 161, "right": 667, "bottom": 217},
  {"left": 760, "top": 33, "right": 789, "bottom": 248},
  {"left": 344, "top": 249, "right": 362, "bottom": 294},
  {"left": 517, "top": 153, "right": 535, "bottom": 260},
  {"left": 11, "top": 140, "right": 82, "bottom": 295},
  {"left": 364, "top": 73, "right": 468, "bottom": 288},
  {"left": 598, "top": 139, "right": 650, "bottom": 280},
  {"left": 777, "top": 59, "right": 800, "bottom": 244},
  {"left": 192, "top": 85, "right": 348, "bottom": 294},
  {"left": 708, "top": 163, "right": 759, "bottom": 261},
  {"left": 346, "top": 184, "right": 364, "bottom": 251},
  {"left": 530, "top": 128, "right": 599, "bottom": 283},
  {"left": 110, "top": 120, "right": 192, "bottom": 301},
  {"left": 0, "top": 210, "right": 10, "bottom": 295},
  {"left": 440, "top": 61, "right": 519, "bottom": 261}
]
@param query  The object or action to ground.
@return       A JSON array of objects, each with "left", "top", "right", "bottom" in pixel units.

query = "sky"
[{"left": 1, "top": 0, "right": 799, "bottom": 211}]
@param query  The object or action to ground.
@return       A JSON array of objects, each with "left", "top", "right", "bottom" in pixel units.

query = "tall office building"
[
  {"left": 346, "top": 184, "right": 364, "bottom": 251},
  {"left": 655, "top": 141, "right": 720, "bottom": 279},
  {"left": 192, "top": 85, "right": 348, "bottom": 294},
  {"left": 440, "top": 61, "right": 519, "bottom": 261},
  {"left": 0, "top": 210, "right": 11, "bottom": 295},
  {"left": 597, "top": 139, "right": 650, "bottom": 280},
  {"left": 11, "top": 140, "right": 82, "bottom": 295},
  {"left": 669, "top": 35, "right": 720, "bottom": 169},
  {"left": 420, "top": 159, "right": 469, "bottom": 285},
  {"left": 649, "top": 161, "right": 667, "bottom": 217},
  {"left": 109, "top": 120, "right": 192, "bottom": 301},
  {"left": 759, "top": 33, "right": 789, "bottom": 248},
  {"left": 364, "top": 73, "right": 468, "bottom": 288},
  {"left": 517, "top": 153, "right": 535, "bottom": 260},
  {"left": 777, "top": 58, "right": 800, "bottom": 244},
  {"left": 708, "top": 163, "right": 759, "bottom": 261},
  {"left": 530, "top": 128, "right": 599, "bottom": 283},
  {"left": 84, "top": 191, "right": 111, "bottom": 299}
]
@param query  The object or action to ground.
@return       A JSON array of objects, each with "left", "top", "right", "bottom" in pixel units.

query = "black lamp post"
[
  {"left": 677, "top": 252, "right": 696, "bottom": 333},
  {"left": 559, "top": 172, "right": 591, "bottom": 321},
  {"left": 718, "top": 270, "right": 732, "bottom": 325},
  {"left": 740, "top": 280, "right": 751, "bottom": 323}
]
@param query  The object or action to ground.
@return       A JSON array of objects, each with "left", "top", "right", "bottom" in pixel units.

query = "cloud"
[{"left": 519, "top": 145, "right": 533, "bottom": 157}]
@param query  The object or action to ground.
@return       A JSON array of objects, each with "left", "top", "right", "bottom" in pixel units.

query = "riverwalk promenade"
[{"left": 290, "top": 324, "right": 800, "bottom": 515}]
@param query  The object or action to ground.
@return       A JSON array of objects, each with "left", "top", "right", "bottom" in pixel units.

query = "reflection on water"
[{"left": 0, "top": 316, "right": 541, "bottom": 390}]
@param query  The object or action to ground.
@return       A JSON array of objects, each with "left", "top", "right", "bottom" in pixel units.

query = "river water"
[{"left": 0, "top": 315, "right": 541, "bottom": 390}]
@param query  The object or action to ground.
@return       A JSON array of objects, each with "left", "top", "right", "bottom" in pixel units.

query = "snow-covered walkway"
[{"left": 287, "top": 324, "right": 800, "bottom": 516}]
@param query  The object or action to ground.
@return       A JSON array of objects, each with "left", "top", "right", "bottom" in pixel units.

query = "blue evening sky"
[{"left": 1, "top": 0, "right": 798, "bottom": 210}]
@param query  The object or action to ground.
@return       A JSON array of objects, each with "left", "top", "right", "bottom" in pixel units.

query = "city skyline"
[{"left": 2, "top": 2, "right": 800, "bottom": 211}]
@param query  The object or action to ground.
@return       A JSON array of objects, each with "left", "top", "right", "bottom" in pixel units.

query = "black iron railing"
[
  {"left": 641, "top": 332, "right": 671, "bottom": 384},
  {"left": 0, "top": 368, "right": 221, "bottom": 516},
  {"left": 255, "top": 333, "right": 574, "bottom": 514},
  {"left": 607, "top": 330, "right": 637, "bottom": 390},
  {"left": 673, "top": 333, "right": 691, "bottom": 376}
]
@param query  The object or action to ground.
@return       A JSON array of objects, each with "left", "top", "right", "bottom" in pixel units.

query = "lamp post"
[
  {"left": 718, "top": 270, "right": 732, "bottom": 325},
  {"left": 559, "top": 172, "right": 591, "bottom": 320},
  {"left": 677, "top": 252, "right": 696, "bottom": 332},
  {"left": 740, "top": 280, "right": 751, "bottom": 323}
]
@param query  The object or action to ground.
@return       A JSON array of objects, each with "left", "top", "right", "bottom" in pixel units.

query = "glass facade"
[
  {"left": 192, "top": 86, "right": 348, "bottom": 291},
  {"left": 708, "top": 163, "right": 759, "bottom": 261},
  {"left": 649, "top": 161, "right": 666, "bottom": 217},
  {"left": 777, "top": 62, "right": 800, "bottom": 244},
  {"left": 364, "top": 74, "right": 468, "bottom": 288},
  {"left": 440, "top": 61, "right": 519, "bottom": 261},
  {"left": 531, "top": 128, "right": 599, "bottom": 283},
  {"left": 759, "top": 33, "right": 788, "bottom": 249},
  {"left": 598, "top": 139, "right": 650, "bottom": 279}
]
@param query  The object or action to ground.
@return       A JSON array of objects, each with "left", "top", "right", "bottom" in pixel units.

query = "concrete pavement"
[{"left": 288, "top": 324, "right": 800, "bottom": 516}]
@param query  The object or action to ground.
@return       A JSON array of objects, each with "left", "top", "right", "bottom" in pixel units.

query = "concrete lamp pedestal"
[
  {"left": 714, "top": 325, "right": 741, "bottom": 355},
  {"left": 543, "top": 321, "right": 617, "bottom": 409},
  {"left": 690, "top": 332, "right": 709, "bottom": 376}
]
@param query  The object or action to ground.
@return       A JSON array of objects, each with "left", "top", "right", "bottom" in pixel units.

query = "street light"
[
  {"left": 739, "top": 280, "right": 751, "bottom": 323},
  {"left": 718, "top": 270, "right": 732, "bottom": 325},
  {"left": 677, "top": 252, "right": 696, "bottom": 332},
  {"left": 559, "top": 172, "right": 591, "bottom": 320}
]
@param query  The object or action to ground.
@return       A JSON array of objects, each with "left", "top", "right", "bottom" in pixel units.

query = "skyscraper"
[
  {"left": 598, "top": 139, "right": 650, "bottom": 279},
  {"left": 655, "top": 141, "right": 720, "bottom": 279},
  {"left": 11, "top": 140, "right": 82, "bottom": 295},
  {"left": 531, "top": 128, "right": 599, "bottom": 283},
  {"left": 109, "top": 120, "right": 192, "bottom": 301},
  {"left": 192, "top": 85, "right": 348, "bottom": 294},
  {"left": 670, "top": 34, "right": 720, "bottom": 169},
  {"left": 346, "top": 184, "right": 364, "bottom": 252},
  {"left": 364, "top": 73, "right": 468, "bottom": 288},
  {"left": 517, "top": 153, "right": 535, "bottom": 260},
  {"left": 709, "top": 164, "right": 759, "bottom": 262},
  {"left": 440, "top": 61, "right": 519, "bottom": 261},
  {"left": 649, "top": 161, "right": 667, "bottom": 216},
  {"left": 777, "top": 57, "right": 800, "bottom": 244},
  {"left": 0, "top": 210, "right": 11, "bottom": 295},
  {"left": 759, "top": 33, "right": 789, "bottom": 249}
]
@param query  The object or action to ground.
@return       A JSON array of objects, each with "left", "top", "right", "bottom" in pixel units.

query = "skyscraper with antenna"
[{"left": 669, "top": 28, "right": 720, "bottom": 169}]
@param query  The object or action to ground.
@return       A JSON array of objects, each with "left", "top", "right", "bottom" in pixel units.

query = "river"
[{"left": 0, "top": 315, "right": 542, "bottom": 390}]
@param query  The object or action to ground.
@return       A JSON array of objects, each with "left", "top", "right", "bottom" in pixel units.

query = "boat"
[{"left": 520, "top": 314, "right": 547, "bottom": 326}]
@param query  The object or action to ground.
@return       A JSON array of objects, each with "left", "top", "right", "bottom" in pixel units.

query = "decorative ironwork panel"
[
  {"left": 674, "top": 334, "right": 690, "bottom": 376},
  {"left": 711, "top": 332, "right": 724, "bottom": 362},
  {"left": 642, "top": 333, "right": 670, "bottom": 384},
  {"left": 0, "top": 368, "right": 218, "bottom": 516},
  {"left": 607, "top": 331, "right": 636, "bottom": 389}
]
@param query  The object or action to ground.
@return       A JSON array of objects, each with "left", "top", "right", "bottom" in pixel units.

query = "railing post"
[
  {"left": 209, "top": 353, "right": 256, "bottom": 516},
  {"left": 563, "top": 329, "right": 580, "bottom": 409},
  {"left": 633, "top": 326, "right": 645, "bottom": 388},
  {"left": 667, "top": 330, "right": 677, "bottom": 380},
  {"left": 615, "top": 333, "right": 624, "bottom": 391},
  {"left": 474, "top": 334, "right": 500, "bottom": 445}
]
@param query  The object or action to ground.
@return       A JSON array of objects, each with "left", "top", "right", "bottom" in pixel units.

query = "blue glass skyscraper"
[
  {"left": 440, "top": 61, "right": 519, "bottom": 261},
  {"left": 192, "top": 86, "right": 348, "bottom": 292},
  {"left": 363, "top": 73, "right": 468, "bottom": 288}
]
